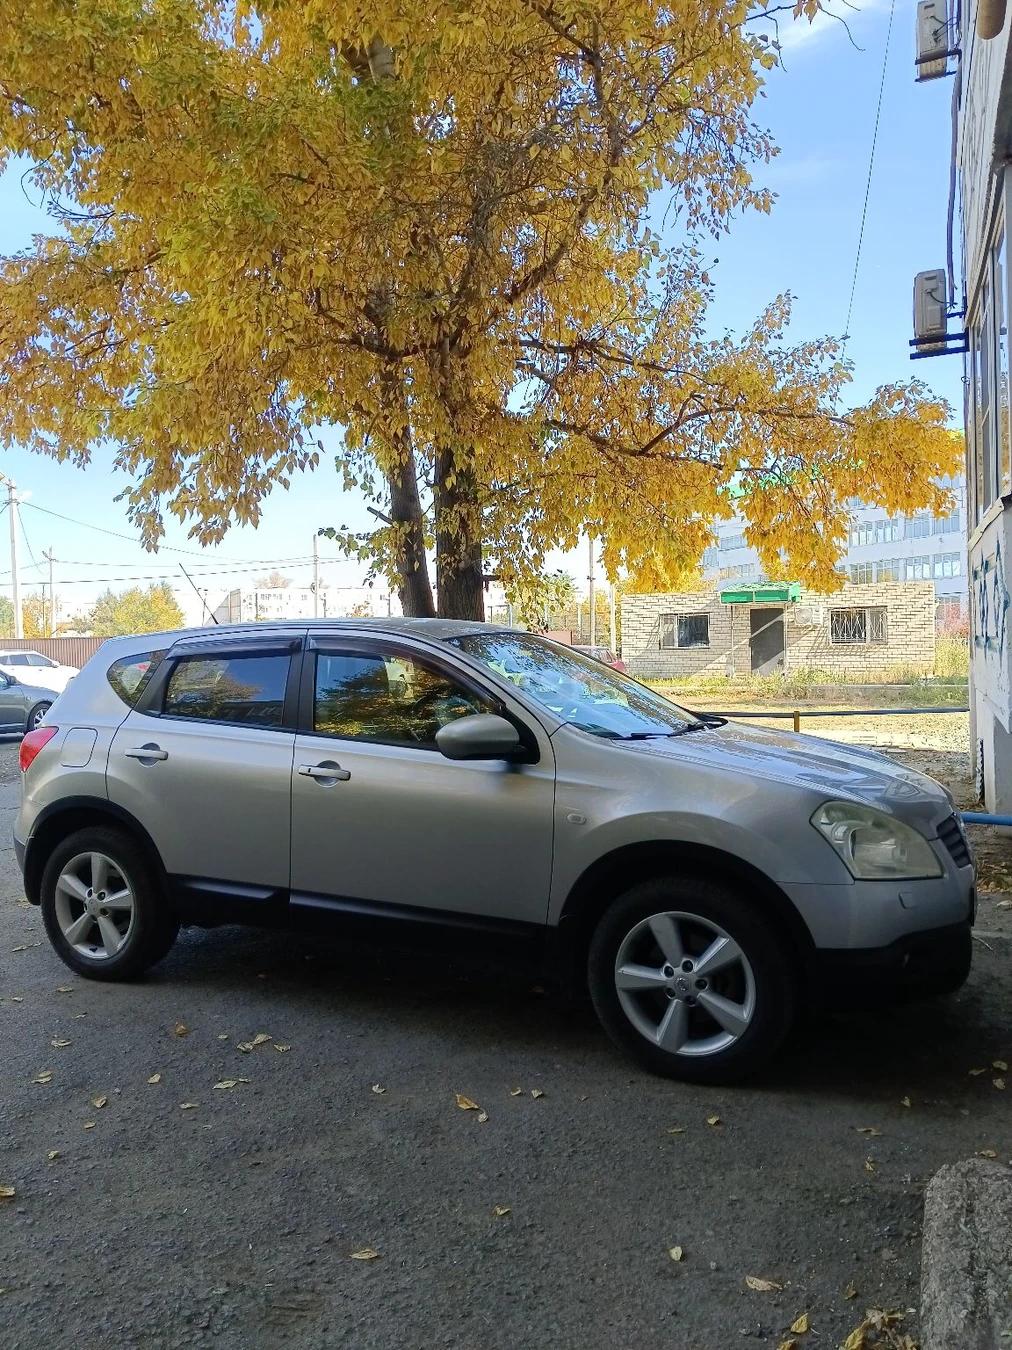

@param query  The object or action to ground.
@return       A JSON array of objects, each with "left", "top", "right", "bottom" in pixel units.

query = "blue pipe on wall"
[{"left": 959, "top": 811, "right": 1012, "bottom": 826}]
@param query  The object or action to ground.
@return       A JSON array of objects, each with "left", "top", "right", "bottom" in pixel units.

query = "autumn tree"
[
  {"left": 0, "top": 1, "right": 960, "bottom": 619},
  {"left": 255, "top": 572, "right": 292, "bottom": 589},
  {"left": 506, "top": 571, "right": 577, "bottom": 630},
  {"left": 87, "top": 583, "right": 184, "bottom": 636}
]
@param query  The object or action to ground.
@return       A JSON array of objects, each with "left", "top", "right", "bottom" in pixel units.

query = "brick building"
[{"left": 621, "top": 582, "right": 937, "bottom": 680}]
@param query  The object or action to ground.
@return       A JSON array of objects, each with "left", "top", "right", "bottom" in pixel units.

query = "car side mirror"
[{"left": 435, "top": 713, "right": 525, "bottom": 762}]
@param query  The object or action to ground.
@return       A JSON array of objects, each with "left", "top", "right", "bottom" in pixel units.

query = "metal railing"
[{"left": 702, "top": 705, "right": 969, "bottom": 734}]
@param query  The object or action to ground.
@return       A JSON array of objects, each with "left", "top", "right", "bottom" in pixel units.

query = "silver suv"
[{"left": 14, "top": 621, "right": 975, "bottom": 1083}]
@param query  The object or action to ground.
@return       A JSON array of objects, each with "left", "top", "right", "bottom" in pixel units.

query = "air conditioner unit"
[
  {"left": 793, "top": 604, "right": 824, "bottom": 628},
  {"left": 913, "top": 269, "right": 947, "bottom": 349},
  {"left": 916, "top": 0, "right": 950, "bottom": 79}
]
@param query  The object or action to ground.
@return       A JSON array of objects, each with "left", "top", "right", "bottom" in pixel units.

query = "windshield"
[{"left": 451, "top": 632, "right": 699, "bottom": 738}]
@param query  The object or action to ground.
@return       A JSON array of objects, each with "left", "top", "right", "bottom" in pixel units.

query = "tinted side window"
[
  {"left": 314, "top": 650, "right": 492, "bottom": 746},
  {"left": 28, "top": 654, "right": 57, "bottom": 667},
  {"left": 163, "top": 654, "right": 290, "bottom": 727},
  {"left": 108, "top": 650, "right": 167, "bottom": 707},
  {"left": 8, "top": 654, "right": 29, "bottom": 666}
]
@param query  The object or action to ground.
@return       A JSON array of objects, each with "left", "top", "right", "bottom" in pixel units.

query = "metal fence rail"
[{"left": 703, "top": 706, "right": 969, "bottom": 733}]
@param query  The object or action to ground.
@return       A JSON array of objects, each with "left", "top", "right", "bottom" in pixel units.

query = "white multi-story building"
[
  {"left": 702, "top": 479, "right": 968, "bottom": 620},
  {"left": 213, "top": 586, "right": 389, "bottom": 623}
]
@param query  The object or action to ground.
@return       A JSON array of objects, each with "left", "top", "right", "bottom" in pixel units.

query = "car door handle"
[
  {"left": 298, "top": 762, "right": 351, "bottom": 782},
  {"left": 124, "top": 745, "right": 169, "bottom": 762}
]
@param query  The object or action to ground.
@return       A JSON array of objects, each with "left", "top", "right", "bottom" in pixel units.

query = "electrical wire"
[{"left": 842, "top": 0, "right": 897, "bottom": 351}]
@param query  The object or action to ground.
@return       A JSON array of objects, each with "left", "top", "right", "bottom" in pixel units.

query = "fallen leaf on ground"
[
  {"left": 900, "top": 1097, "right": 911, "bottom": 1108},
  {"left": 172, "top": 1023, "right": 189, "bottom": 1037},
  {"left": 996, "top": 898, "right": 1012, "bottom": 909},
  {"left": 72, "top": 1013, "right": 86, "bottom": 1019},
  {"left": 864, "top": 1157, "right": 877, "bottom": 1174},
  {"left": 493, "top": 1205, "right": 511, "bottom": 1218},
  {"left": 237, "top": 1033, "right": 272, "bottom": 1052},
  {"left": 855, "top": 1127, "right": 881, "bottom": 1136},
  {"left": 777, "top": 1340, "right": 798, "bottom": 1350},
  {"left": 90, "top": 1096, "right": 107, "bottom": 1109},
  {"left": 147, "top": 1074, "right": 161, "bottom": 1084},
  {"left": 11, "top": 943, "right": 38, "bottom": 952},
  {"left": 968, "top": 1067, "right": 987, "bottom": 1076},
  {"left": 371, "top": 1084, "right": 386, "bottom": 1095},
  {"left": 0, "top": 1186, "right": 15, "bottom": 1200},
  {"left": 214, "top": 1080, "right": 249, "bottom": 1090},
  {"left": 531, "top": 1088, "right": 544, "bottom": 1099},
  {"left": 666, "top": 1126, "right": 687, "bottom": 1134},
  {"left": 33, "top": 1071, "right": 52, "bottom": 1085},
  {"left": 745, "top": 1275, "right": 783, "bottom": 1292},
  {"left": 993, "top": 1059, "right": 1009, "bottom": 1072},
  {"left": 179, "top": 1102, "right": 198, "bottom": 1110},
  {"left": 455, "top": 1093, "right": 480, "bottom": 1111},
  {"left": 477, "top": 1110, "right": 489, "bottom": 1123},
  {"left": 668, "top": 1245, "right": 684, "bottom": 1262},
  {"left": 83, "top": 1122, "right": 95, "bottom": 1130},
  {"left": 46, "top": 1151, "right": 59, "bottom": 1162},
  {"left": 843, "top": 1281, "right": 858, "bottom": 1299},
  {"left": 10, "top": 996, "right": 23, "bottom": 1003},
  {"left": 217, "top": 1034, "right": 229, "bottom": 1041},
  {"left": 841, "top": 1307, "right": 908, "bottom": 1350},
  {"left": 790, "top": 1312, "right": 810, "bottom": 1334},
  {"left": 55, "top": 986, "right": 73, "bottom": 993},
  {"left": 976, "top": 1149, "right": 998, "bottom": 1159},
  {"left": 350, "top": 1248, "right": 379, "bottom": 1261},
  {"left": 994, "top": 1078, "right": 1006, "bottom": 1090},
  {"left": 274, "top": 1044, "right": 291, "bottom": 1053},
  {"left": 509, "top": 1087, "right": 522, "bottom": 1096},
  {"left": 706, "top": 1114, "right": 721, "bottom": 1127},
  {"left": 50, "top": 1039, "right": 71, "bottom": 1048}
]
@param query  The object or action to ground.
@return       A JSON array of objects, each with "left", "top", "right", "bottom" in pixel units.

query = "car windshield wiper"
[{"left": 613, "top": 722, "right": 708, "bottom": 739}]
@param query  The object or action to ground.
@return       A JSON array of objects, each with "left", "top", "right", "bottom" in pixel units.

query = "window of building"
[
  {"left": 660, "top": 614, "right": 710, "bottom": 648},
  {"left": 905, "top": 514, "right": 932, "bottom": 540},
  {"left": 848, "top": 562, "right": 874, "bottom": 584},
  {"left": 968, "top": 228, "right": 1008, "bottom": 522},
  {"left": 935, "top": 511, "right": 961, "bottom": 534},
  {"left": 929, "top": 551, "right": 963, "bottom": 578},
  {"left": 996, "top": 227, "right": 1011, "bottom": 496},
  {"left": 720, "top": 532, "right": 745, "bottom": 552},
  {"left": 875, "top": 558, "right": 900, "bottom": 582},
  {"left": 163, "top": 653, "right": 291, "bottom": 727},
  {"left": 701, "top": 546, "right": 719, "bottom": 569},
  {"left": 903, "top": 555, "right": 932, "bottom": 580},
  {"left": 313, "top": 650, "right": 493, "bottom": 746},
  {"left": 830, "top": 607, "right": 887, "bottom": 644}
]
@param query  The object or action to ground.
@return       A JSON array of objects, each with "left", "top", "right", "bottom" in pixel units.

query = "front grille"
[{"left": 937, "top": 814, "right": 972, "bottom": 869}]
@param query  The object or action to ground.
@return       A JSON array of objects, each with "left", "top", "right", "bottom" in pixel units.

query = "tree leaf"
[
  {"left": 350, "top": 1248, "right": 379, "bottom": 1260},
  {"left": 993, "top": 1060, "right": 1009, "bottom": 1071},
  {"left": 179, "top": 1102, "right": 198, "bottom": 1110},
  {"left": 214, "top": 1080, "right": 248, "bottom": 1089},
  {"left": 790, "top": 1312, "right": 810, "bottom": 1333},
  {"left": 531, "top": 1089, "right": 545, "bottom": 1099},
  {"left": 477, "top": 1111, "right": 489, "bottom": 1123},
  {"left": 843, "top": 1281, "right": 858, "bottom": 1299},
  {"left": 238, "top": 1033, "right": 272, "bottom": 1052},
  {"left": 172, "top": 1023, "right": 190, "bottom": 1038},
  {"left": 147, "top": 1073, "right": 161, "bottom": 1084},
  {"left": 864, "top": 1157, "right": 877, "bottom": 1173},
  {"left": 706, "top": 1114, "right": 721, "bottom": 1127},
  {"left": 668, "top": 1245, "right": 684, "bottom": 1262},
  {"left": 509, "top": 1087, "right": 522, "bottom": 1096},
  {"left": 745, "top": 1275, "right": 782, "bottom": 1292},
  {"left": 854, "top": 1126, "right": 881, "bottom": 1136},
  {"left": 455, "top": 1093, "right": 480, "bottom": 1110},
  {"left": 47, "top": 1151, "right": 60, "bottom": 1162},
  {"left": 667, "top": 1126, "right": 687, "bottom": 1134},
  {"left": 900, "top": 1096, "right": 911, "bottom": 1108},
  {"left": 994, "top": 1078, "right": 1007, "bottom": 1091},
  {"left": 33, "top": 1071, "right": 52, "bottom": 1085},
  {"left": 274, "top": 1044, "right": 292, "bottom": 1053},
  {"left": 371, "top": 1084, "right": 386, "bottom": 1094},
  {"left": 976, "top": 1149, "right": 998, "bottom": 1158},
  {"left": 493, "top": 1205, "right": 511, "bottom": 1218},
  {"left": 50, "top": 1039, "right": 71, "bottom": 1048},
  {"left": 90, "top": 1096, "right": 107, "bottom": 1109},
  {"left": 0, "top": 1186, "right": 15, "bottom": 1200}
]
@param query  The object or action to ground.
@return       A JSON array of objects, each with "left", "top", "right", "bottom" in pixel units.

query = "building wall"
[{"left": 621, "top": 583, "right": 936, "bottom": 680}]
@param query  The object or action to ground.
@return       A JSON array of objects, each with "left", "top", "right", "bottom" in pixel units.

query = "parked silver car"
[
  {"left": 0, "top": 670, "right": 59, "bottom": 734},
  {"left": 14, "top": 621, "right": 975, "bottom": 1082}
]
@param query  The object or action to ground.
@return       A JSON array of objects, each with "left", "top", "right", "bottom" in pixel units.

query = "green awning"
[{"left": 719, "top": 583, "right": 801, "bottom": 604}]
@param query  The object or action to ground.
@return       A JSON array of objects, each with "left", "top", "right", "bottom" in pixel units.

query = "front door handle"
[
  {"left": 124, "top": 744, "right": 169, "bottom": 762},
  {"left": 298, "top": 761, "right": 351, "bottom": 783}
]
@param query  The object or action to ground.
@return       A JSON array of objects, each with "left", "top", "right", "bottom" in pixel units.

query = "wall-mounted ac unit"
[
  {"left": 793, "top": 604, "right": 824, "bottom": 628},
  {"left": 913, "top": 269, "right": 947, "bottom": 347},
  {"left": 916, "top": 0, "right": 950, "bottom": 80}
]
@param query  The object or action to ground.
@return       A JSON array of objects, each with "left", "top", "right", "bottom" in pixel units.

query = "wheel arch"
[
  {"left": 24, "top": 797, "right": 166, "bottom": 906},
  {"left": 555, "top": 840, "right": 816, "bottom": 990}
]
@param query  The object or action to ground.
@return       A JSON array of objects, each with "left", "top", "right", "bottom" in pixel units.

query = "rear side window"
[
  {"left": 163, "top": 653, "right": 290, "bottom": 728},
  {"left": 107, "top": 650, "right": 167, "bottom": 707}
]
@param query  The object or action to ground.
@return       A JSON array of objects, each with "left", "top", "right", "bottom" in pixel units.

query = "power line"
[{"left": 842, "top": 0, "right": 897, "bottom": 352}]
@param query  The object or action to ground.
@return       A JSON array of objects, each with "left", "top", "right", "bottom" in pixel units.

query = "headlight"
[{"left": 811, "top": 801, "right": 943, "bottom": 880}]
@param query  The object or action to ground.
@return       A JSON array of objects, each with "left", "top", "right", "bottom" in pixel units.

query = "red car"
[{"left": 573, "top": 644, "right": 628, "bottom": 673}]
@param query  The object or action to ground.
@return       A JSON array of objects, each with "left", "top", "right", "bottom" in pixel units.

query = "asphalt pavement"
[{"left": 2, "top": 741, "right": 1010, "bottom": 1350}]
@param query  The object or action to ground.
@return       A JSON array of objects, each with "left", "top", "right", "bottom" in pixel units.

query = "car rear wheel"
[
  {"left": 40, "top": 827, "right": 179, "bottom": 980},
  {"left": 26, "top": 701, "right": 51, "bottom": 732},
  {"left": 588, "top": 877, "right": 796, "bottom": 1083}
]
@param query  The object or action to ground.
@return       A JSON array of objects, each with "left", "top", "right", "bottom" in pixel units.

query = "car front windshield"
[{"left": 451, "top": 632, "right": 699, "bottom": 739}]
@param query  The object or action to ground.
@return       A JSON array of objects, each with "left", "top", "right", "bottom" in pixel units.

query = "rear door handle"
[
  {"left": 124, "top": 745, "right": 169, "bottom": 762},
  {"left": 298, "top": 761, "right": 351, "bottom": 783}
]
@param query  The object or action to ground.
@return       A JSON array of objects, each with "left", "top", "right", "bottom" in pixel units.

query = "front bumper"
[{"left": 812, "top": 919, "right": 973, "bottom": 1006}]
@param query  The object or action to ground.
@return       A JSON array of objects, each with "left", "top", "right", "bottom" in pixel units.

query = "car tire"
[
  {"left": 26, "top": 701, "right": 51, "bottom": 732},
  {"left": 40, "top": 826, "right": 179, "bottom": 981},
  {"left": 587, "top": 876, "right": 797, "bottom": 1084}
]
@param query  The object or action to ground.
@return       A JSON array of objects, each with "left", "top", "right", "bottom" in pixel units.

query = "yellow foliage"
[{"left": 0, "top": 0, "right": 960, "bottom": 613}]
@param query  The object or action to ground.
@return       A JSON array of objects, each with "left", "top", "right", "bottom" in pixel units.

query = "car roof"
[{"left": 99, "top": 617, "right": 512, "bottom": 657}]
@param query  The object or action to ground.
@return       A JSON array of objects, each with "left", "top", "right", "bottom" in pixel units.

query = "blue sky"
[{"left": 0, "top": 0, "right": 959, "bottom": 619}]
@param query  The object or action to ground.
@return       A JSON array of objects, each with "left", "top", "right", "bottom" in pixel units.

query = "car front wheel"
[
  {"left": 40, "top": 826, "right": 179, "bottom": 980},
  {"left": 588, "top": 877, "right": 796, "bottom": 1083}
]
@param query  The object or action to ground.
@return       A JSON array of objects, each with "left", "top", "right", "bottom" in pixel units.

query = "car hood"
[{"left": 606, "top": 719, "right": 953, "bottom": 831}]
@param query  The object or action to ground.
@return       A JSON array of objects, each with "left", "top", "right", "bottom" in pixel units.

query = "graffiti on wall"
[{"left": 972, "top": 536, "right": 1010, "bottom": 654}]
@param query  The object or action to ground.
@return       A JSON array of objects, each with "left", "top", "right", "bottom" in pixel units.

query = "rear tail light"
[{"left": 20, "top": 725, "right": 58, "bottom": 772}]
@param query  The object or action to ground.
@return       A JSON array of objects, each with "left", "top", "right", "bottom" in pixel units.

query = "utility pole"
[
  {"left": 6, "top": 480, "right": 23, "bottom": 639},
  {"left": 588, "top": 536, "right": 596, "bottom": 646},
  {"left": 43, "top": 549, "right": 55, "bottom": 636},
  {"left": 312, "top": 533, "right": 320, "bottom": 618}
]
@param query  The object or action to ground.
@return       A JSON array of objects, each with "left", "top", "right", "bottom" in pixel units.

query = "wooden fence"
[{"left": 0, "top": 637, "right": 107, "bottom": 668}]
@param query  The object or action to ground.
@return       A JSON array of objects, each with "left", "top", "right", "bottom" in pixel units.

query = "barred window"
[
  {"left": 830, "top": 607, "right": 887, "bottom": 645},
  {"left": 660, "top": 613, "right": 710, "bottom": 648}
]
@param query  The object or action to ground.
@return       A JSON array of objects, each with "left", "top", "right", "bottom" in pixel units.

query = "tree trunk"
[
  {"left": 386, "top": 444, "right": 436, "bottom": 617},
  {"left": 434, "top": 447, "right": 485, "bottom": 619}
]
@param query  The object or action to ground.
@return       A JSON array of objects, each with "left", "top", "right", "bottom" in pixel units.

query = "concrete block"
[{"left": 920, "top": 1158, "right": 1012, "bottom": 1349}]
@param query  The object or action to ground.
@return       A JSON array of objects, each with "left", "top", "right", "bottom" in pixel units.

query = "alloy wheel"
[
  {"left": 614, "top": 910, "right": 757, "bottom": 1057},
  {"left": 53, "top": 852, "right": 136, "bottom": 961}
]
